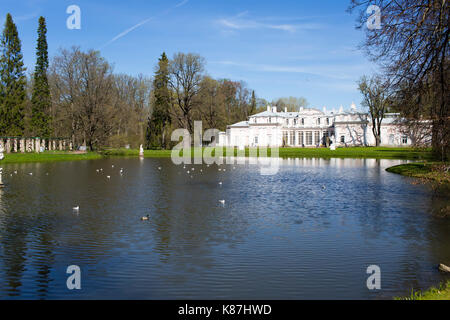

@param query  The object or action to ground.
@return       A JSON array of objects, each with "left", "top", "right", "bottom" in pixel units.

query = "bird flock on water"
[{"left": 4, "top": 161, "right": 241, "bottom": 221}]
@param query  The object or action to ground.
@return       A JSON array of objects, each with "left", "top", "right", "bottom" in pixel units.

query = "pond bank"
[
  {"left": 386, "top": 162, "right": 450, "bottom": 184},
  {"left": 396, "top": 280, "right": 450, "bottom": 300},
  {"left": 0, "top": 147, "right": 434, "bottom": 164}
]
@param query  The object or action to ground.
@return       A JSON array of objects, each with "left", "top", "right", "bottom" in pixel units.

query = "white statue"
[{"left": 139, "top": 144, "right": 144, "bottom": 157}]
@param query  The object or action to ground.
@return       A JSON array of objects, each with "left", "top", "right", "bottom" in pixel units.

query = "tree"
[
  {"left": 50, "top": 47, "right": 118, "bottom": 150},
  {"left": 0, "top": 13, "right": 26, "bottom": 136},
  {"left": 349, "top": 0, "right": 449, "bottom": 159},
  {"left": 112, "top": 73, "right": 151, "bottom": 148},
  {"left": 358, "top": 75, "right": 391, "bottom": 146},
  {"left": 250, "top": 90, "right": 257, "bottom": 115},
  {"left": 274, "top": 96, "right": 308, "bottom": 111},
  {"left": 168, "top": 52, "right": 205, "bottom": 133},
  {"left": 146, "top": 52, "right": 171, "bottom": 149},
  {"left": 30, "top": 16, "right": 52, "bottom": 137}
]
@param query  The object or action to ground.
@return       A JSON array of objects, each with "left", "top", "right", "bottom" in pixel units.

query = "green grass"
[
  {"left": 0, "top": 146, "right": 436, "bottom": 164},
  {"left": 276, "top": 146, "right": 434, "bottom": 160},
  {"left": 1, "top": 151, "right": 103, "bottom": 164},
  {"left": 386, "top": 162, "right": 450, "bottom": 184},
  {"left": 396, "top": 281, "right": 450, "bottom": 300},
  {"left": 103, "top": 146, "right": 434, "bottom": 160}
]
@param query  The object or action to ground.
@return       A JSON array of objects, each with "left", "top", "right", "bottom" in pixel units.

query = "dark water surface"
[{"left": 0, "top": 157, "right": 449, "bottom": 299}]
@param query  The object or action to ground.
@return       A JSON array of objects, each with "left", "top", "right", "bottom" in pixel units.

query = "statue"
[
  {"left": 139, "top": 144, "right": 144, "bottom": 157},
  {"left": 329, "top": 138, "right": 336, "bottom": 151}
]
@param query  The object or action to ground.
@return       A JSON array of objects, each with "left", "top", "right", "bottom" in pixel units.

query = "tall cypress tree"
[
  {"left": 0, "top": 13, "right": 26, "bottom": 136},
  {"left": 31, "top": 16, "right": 51, "bottom": 137},
  {"left": 146, "top": 52, "right": 171, "bottom": 149}
]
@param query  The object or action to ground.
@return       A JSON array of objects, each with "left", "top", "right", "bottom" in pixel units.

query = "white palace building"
[{"left": 218, "top": 103, "right": 413, "bottom": 148}]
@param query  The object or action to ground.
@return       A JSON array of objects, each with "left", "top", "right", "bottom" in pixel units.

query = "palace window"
[
  {"left": 315, "top": 131, "right": 320, "bottom": 145},
  {"left": 317, "top": 118, "right": 321, "bottom": 125},
  {"left": 254, "top": 136, "right": 258, "bottom": 144},
  {"left": 290, "top": 132, "right": 295, "bottom": 145},
  {"left": 269, "top": 117, "right": 271, "bottom": 123},
  {"left": 286, "top": 119, "right": 289, "bottom": 125},
  {"left": 299, "top": 132, "right": 304, "bottom": 146},
  {"left": 340, "top": 135, "right": 345, "bottom": 143},
  {"left": 301, "top": 118, "right": 305, "bottom": 125},
  {"left": 306, "top": 131, "right": 312, "bottom": 145},
  {"left": 326, "top": 118, "right": 329, "bottom": 125},
  {"left": 294, "top": 118, "right": 297, "bottom": 125},
  {"left": 402, "top": 136, "right": 408, "bottom": 144}
]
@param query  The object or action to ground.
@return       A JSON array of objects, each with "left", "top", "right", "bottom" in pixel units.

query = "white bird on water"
[
  {"left": 29, "top": 172, "right": 33, "bottom": 176},
  {"left": 73, "top": 206, "right": 79, "bottom": 211},
  {"left": 219, "top": 200, "right": 225, "bottom": 205},
  {"left": 106, "top": 175, "right": 111, "bottom": 179},
  {"left": 219, "top": 182, "right": 222, "bottom": 185}
]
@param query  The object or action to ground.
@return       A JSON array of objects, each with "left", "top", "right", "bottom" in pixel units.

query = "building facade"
[{"left": 218, "top": 103, "right": 415, "bottom": 148}]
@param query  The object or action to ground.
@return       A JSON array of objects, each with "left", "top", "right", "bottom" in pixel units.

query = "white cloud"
[
  {"left": 216, "top": 12, "right": 321, "bottom": 33},
  {"left": 212, "top": 61, "right": 372, "bottom": 81}
]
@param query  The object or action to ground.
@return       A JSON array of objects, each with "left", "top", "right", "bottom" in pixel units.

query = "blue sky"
[{"left": 2, "top": 0, "right": 378, "bottom": 110}]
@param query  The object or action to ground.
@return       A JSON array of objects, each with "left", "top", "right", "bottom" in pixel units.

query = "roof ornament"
[
  {"left": 350, "top": 102, "right": 357, "bottom": 112},
  {"left": 339, "top": 105, "right": 344, "bottom": 113}
]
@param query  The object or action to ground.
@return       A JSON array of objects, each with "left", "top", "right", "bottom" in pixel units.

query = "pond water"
[{"left": 0, "top": 157, "right": 449, "bottom": 299}]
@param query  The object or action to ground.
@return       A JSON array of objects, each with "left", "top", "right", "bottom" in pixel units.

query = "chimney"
[
  {"left": 284, "top": 107, "right": 287, "bottom": 113},
  {"left": 267, "top": 105, "right": 271, "bottom": 112},
  {"left": 272, "top": 106, "right": 277, "bottom": 113}
]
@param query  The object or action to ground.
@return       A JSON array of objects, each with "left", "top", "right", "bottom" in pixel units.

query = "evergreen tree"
[
  {"left": 250, "top": 90, "right": 256, "bottom": 115},
  {"left": 146, "top": 52, "right": 171, "bottom": 149},
  {"left": 30, "top": 16, "right": 52, "bottom": 137},
  {"left": 0, "top": 13, "right": 26, "bottom": 136}
]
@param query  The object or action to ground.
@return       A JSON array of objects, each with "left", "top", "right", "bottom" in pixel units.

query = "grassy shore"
[
  {"left": 102, "top": 146, "right": 434, "bottom": 160},
  {"left": 386, "top": 162, "right": 450, "bottom": 184},
  {"left": 0, "top": 151, "right": 103, "bottom": 164},
  {"left": 396, "top": 281, "right": 450, "bottom": 300},
  {"left": 0, "top": 147, "right": 435, "bottom": 164}
]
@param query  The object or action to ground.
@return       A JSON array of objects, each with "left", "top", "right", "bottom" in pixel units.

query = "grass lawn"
[
  {"left": 0, "top": 147, "right": 436, "bottom": 164},
  {"left": 0, "top": 151, "right": 103, "bottom": 164},
  {"left": 386, "top": 162, "right": 450, "bottom": 184},
  {"left": 396, "top": 281, "right": 450, "bottom": 300},
  {"left": 104, "top": 146, "right": 435, "bottom": 160}
]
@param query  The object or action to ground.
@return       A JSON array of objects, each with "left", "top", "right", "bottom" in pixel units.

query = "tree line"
[{"left": 0, "top": 14, "right": 272, "bottom": 151}]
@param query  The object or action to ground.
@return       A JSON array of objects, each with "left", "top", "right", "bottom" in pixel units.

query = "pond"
[{"left": 0, "top": 157, "right": 449, "bottom": 299}]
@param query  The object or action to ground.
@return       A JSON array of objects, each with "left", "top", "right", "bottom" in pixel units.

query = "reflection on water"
[{"left": 0, "top": 158, "right": 449, "bottom": 299}]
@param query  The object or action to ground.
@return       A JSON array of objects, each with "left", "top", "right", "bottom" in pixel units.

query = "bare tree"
[
  {"left": 349, "top": 0, "right": 449, "bottom": 159},
  {"left": 168, "top": 53, "right": 205, "bottom": 133},
  {"left": 50, "top": 47, "right": 119, "bottom": 150},
  {"left": 358, "top": 75, "right": 391, "bottom": 146}
]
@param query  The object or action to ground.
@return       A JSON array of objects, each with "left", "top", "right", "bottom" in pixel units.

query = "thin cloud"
[
  {"left": 100, "top": 0, "right": 189, "bottom": 49},
  {"left": 212, "top": 61, "right": 370, "bottom": 81},
  {"left": 216, "top": 12, "right": 323, "bottom": 33}
]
